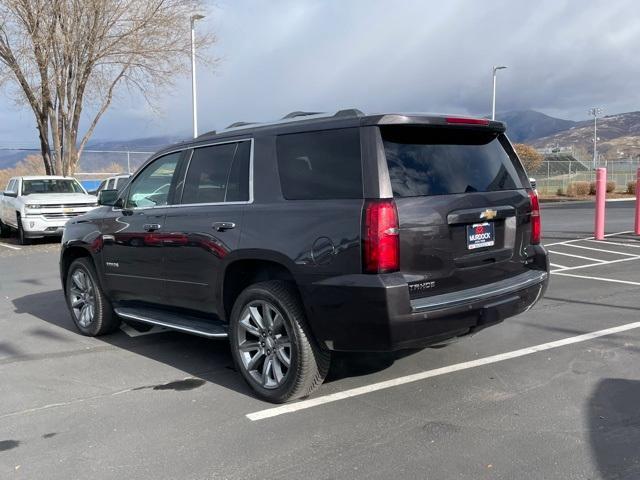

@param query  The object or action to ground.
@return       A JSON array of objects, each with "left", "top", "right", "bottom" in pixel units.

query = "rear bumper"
[{"left": 304, "top": 249, "right": 549, "bottom": 352}]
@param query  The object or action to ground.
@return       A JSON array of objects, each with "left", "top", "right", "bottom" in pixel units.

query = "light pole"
[
  {"left": 588, "top": 107, "right": 602, "bottom": 169},
  {"left": 491, "top": 66, "right": 507, "bottom": 120},
  {"left": 190, "top": 14, "right": 205, "bottom": 138}
]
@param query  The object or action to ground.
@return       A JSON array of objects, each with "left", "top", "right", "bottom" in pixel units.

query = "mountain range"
[{"left": 2, "top": 110, "right": 640, "bottom": 171}]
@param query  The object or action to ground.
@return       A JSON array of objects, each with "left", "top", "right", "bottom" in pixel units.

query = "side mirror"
[
  {"left": 3, "top": 191, "right": 17, "bottom": 198},
  {"left": 97, "top": 189, "right": 121, "bottom": 206}
]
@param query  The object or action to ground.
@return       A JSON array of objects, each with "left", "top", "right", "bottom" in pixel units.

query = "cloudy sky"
[{"left": 1, "top": 0, "right": 640, "bottom": 146}]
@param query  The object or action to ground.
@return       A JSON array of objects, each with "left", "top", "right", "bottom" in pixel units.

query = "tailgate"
[{"left": 379, "top": 124, "right": 535, "bottom": 299}]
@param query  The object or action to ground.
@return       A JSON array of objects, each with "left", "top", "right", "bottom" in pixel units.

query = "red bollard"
[
  {"left": 635, "top": 168, "right": 640, "bottom": 235},
  {"left": 594, "top": 168, "right": 606, "bottom": 240}
]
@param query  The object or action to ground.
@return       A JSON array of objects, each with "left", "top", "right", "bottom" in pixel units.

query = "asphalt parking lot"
[{"left": 1, "top": 200, "right": 640, "bottom": 479}]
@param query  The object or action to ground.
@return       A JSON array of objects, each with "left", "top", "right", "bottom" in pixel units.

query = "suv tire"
[
  {"left": 229, "top": 280, "right": 331, "bottom": 403},
  {"left": 16, "top": 213, "right": 30, "bottom": 245},
  {"left": 65, "top": 258, "right": 120, "bottom": 336},
  {"left": 0, "top": 218, "right": 10, "bottom": 238}
]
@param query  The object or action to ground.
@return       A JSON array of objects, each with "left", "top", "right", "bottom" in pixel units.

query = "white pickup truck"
[{"left": 0, "top": 176, "right": 98, "bottom": 244}]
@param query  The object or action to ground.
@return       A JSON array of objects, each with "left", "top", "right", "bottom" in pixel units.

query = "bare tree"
[{"left": 0, "top": 0, "right": 214, "bottom": 175}]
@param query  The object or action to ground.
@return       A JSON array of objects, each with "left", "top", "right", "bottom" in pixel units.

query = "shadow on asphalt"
[
  {"left": 0, "top": 235, "right": 60, "bottom": 247},
  {"left": 11, "top": 289, "right": 416, "bottom": 398},
  {"left": 588, "top": 378, "right": 640, "bottom": 479}
]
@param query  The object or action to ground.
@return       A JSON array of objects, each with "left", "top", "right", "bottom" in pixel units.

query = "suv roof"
[
  {"left": 153, "top": 110, "right": 506, "bottom": 158},
  {"left": 19, "top": 175, "right": 76, "bottom": 180}
]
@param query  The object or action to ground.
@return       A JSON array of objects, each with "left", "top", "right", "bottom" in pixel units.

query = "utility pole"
[
  {"left": 491, "top": 66, "right": 507, "bottom": 120},
  {"left": 588, "top": 107, "right": 602, "bottom": 169},
  {"left": 190, "top": 14, "right": 205, "bottom": 138}
]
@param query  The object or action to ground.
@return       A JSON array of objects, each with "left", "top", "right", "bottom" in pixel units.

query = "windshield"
[{"left": 21, "top": 179, "right": 86, "bottom": 195}]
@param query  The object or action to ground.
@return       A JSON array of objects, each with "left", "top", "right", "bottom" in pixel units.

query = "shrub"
[
  {"left": 628, "top": 181, "right": 637, "bottom": 195},
  {"left": 556, "top": 187, "right": 564, "bottom": 196},
  {"left": 588, "top": 180, "right": 616, "bottom": 194},
  {"left": 567, "top": 181, "right": 590, "bottom": 196}
]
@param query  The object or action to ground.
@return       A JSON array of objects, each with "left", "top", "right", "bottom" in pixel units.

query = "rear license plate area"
[{"left": 466, "top": 222, "right": 495, "bottom": 250}]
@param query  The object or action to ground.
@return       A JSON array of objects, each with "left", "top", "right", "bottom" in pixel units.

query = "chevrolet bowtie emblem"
[{"left": 480, "top": 209, "right": 497, "bottom": 220}]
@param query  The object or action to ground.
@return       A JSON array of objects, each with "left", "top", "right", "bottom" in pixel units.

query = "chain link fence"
[
  {"left": 0, "top": 148, "right": 154, "bottom": 190},
  {"left": 532, "top": 158, "right": 640, "bottom": 195}
]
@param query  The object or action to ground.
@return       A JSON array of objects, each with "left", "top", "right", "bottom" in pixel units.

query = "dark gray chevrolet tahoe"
[{"left": 60, "top": 109, "right": 549, "bottom": 402}]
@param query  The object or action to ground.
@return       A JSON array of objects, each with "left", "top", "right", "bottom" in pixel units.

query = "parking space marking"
[
  {"left": 246, "top": 321, "right": 640, "bottom": 421},
  {"left": 0, "top": 242, "right": 20, "bottom": 250},
  {"left": 585, "top": 239, "right": 640, "bottom": 248},
  {"left": 549, "top": 255, "right": 640, "bottom": 273},
  {"left": 552, "top": 272, "right": 640, "bottom": 286},
  {"left": 550, "top": 263, "right": 569, "bottom": 270},
  {"left": 547, "top": 250, "right": 607, "bottom": 263},
  {"left": 564, "top": 243, "right": 640, "bottom": 257},
  {"left": 544, "top": 230, "right": 633, "bottom": 247}
]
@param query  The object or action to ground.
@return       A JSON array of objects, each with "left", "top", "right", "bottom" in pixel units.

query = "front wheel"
[
  {"left": 229, "top": 280, "right": 331, "bottom": 403},
  {"left": 65, "top": 258, "right": 120, "bottom": 336},
  {"left": 16, "top": 214, "right": 30, "bottom": 245}
]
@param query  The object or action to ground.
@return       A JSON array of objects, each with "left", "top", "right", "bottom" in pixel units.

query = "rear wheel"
[
  {"left": 65, "top": 258, "right": 120, "bottom": 336},
  {"left": 0, "top": 218, "right": 10, "bottom": 238},
  {"left": 229, "top": 280, "right": 331, "bottom": 403}
]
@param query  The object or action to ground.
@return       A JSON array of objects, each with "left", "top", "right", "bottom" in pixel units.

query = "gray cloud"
[{"left": 2, "top": 0, "right": 640, "bottom": 144}]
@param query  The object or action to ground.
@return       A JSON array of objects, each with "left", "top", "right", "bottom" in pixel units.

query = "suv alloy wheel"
[
  {"left": 229, "top": 281, "right": 331, "bottom": 403},
  {"left": 65, "top": 258, "right": 120, "bottom": 336}
]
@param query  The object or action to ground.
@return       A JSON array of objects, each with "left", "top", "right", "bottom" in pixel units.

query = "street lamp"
[
  {"left": 588, "top": 107, "right": 602, "bottom": 169},
  {"left": 190, "top": 14, "right": 205, "bottom": 138},
  {"left": 491, "top": 66, "right": 507, "bottom": 121}
]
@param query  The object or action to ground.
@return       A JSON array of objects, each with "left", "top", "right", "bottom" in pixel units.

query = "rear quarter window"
[
  {"left": 381, "top": 126, "right": 525, "bottom": 197},
  {"left": 276, "top": 128, "right": 362, "bottom": 200}
]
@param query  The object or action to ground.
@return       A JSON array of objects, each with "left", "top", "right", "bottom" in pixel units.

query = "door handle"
[
  {"left": 143, "top": 223, "right": 161, "bottom": 232},
  {"left": 212, "top": 222, "right": 236, "bottom": 232}
]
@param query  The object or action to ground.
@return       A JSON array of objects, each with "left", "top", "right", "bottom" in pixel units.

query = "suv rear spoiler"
[{"left": 370, "top": 114, "right": 506, "bottom": 133}]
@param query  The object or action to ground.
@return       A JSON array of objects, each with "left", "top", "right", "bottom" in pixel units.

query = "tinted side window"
[
  {"left": 226, "top": 141, "right": 251, "bottom": 202},
  {"left": 181, "top": 141, "right": 250, "bottom": 204},
  {"left": 126, "top": 152, "right": 180, "bottom": 208},
  {"left": 381, "top": 127, "right": 524, "bottom": 197},
  {"left": 276, "top": 128, "right": 362, "bottom": 200}
]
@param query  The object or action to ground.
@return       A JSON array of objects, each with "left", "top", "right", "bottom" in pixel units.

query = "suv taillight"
[
  {"left": 528, "top": 189, "right": 541, "bottom": 244},
  {"left": 363, "top": 199, "right": 400, "bottom": 273}
]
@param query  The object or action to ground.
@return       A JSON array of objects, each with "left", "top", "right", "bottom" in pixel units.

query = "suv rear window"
[
  {"left": 276, "top": 128, "right": 362, "bottom": 200},
  {"left": 381, "top": 126, "right": 525, "bottom": 197}
]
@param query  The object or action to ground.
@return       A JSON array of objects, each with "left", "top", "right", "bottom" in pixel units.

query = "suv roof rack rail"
[
  {"left": 281, "top": 111, "right": 324, "bottom": 120},
  {"left": 226, "top": 121, "right": 257, "bottom": 129},
  {"left": 198, "top": 130, "right": 217, "bottom": 137},
  {"left": 333, "top": 108, "right": 364, "bottom": 118}
]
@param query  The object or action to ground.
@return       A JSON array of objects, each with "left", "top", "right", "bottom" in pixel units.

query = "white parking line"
[
  {"left": 552, "top": 272, "right": 640, "bottom": 286},
  {"left": 564, "top": 243, "right": 640, "bottom": 257},
  {"left": 550, "top": 263, "right": 569, "bottom": 270},
  {"left": 549, "top": 255, "right": 640, "bottom": 273},
  {"left": 544, "top": 230, "right": 634, "bottom": 247},
  {"left": 0, "top": 242, "right": 20, "bottom": 250},
  {"left": 585, "top": 239, "right": 640, "bottom": 248},
  {"left": 547, "top": 250, "right": 606, "bottom": 263},
  {"left": 246, "top": 321, "right": 640, "bottom": 421}
]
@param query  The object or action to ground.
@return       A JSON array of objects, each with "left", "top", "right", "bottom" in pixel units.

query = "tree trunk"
[{"left": 36, "top": 120, "right": 55, "bottom": 175}]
